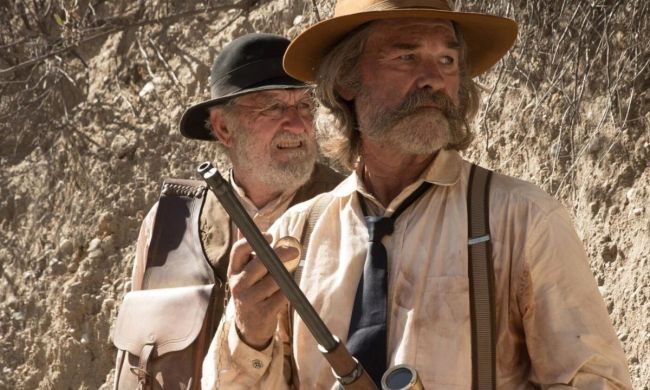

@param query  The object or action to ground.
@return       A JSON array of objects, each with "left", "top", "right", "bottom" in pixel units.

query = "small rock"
[
  {"left": 101, "top": 235, "right": 115, "bottom": 252},
  {"left": 49, "top": 258, "right": 67, "bottom": 275},
  {"left": 98, "top": 213, "right": 115, "bottom": 235},
  {"left": 88, "top": 238, "right": 102, "bottom": 252},
  {"left": 608, "top": 205, "right": 620, "bottom": 215},
  {"left": 631, "top": 207, "right": 643, "bottom": 216},
  {"left": 606, "top": 300, "right": 614, "bottom": 313},
  {"left": 138, "top": 81, "right": 155, "bottom": 97},
  {"left": 601, "top": 244, "right": 618, "bottom": 263},
  {"left": 58, "top": 239, "right": 74, "bottom": 256},
  {"left": 102, "top": 298, "right": 116, "bottom": 312},
  {"left": 293, "top": 15, "right": 304, "bottom": 25},
  {"left": 66, "top": 261, "right": 78, "bottom": 273}
]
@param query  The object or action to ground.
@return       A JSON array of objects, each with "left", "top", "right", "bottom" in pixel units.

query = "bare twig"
[
  {"left": 147, "top": 36, "right": 183, "bottom": 99},
  {"left": 0, "top": 3, "right": 245, "bottom": 76},
  {"left": 310, "top": 0, "right": 322, "bottom": 21},
  {"left": 479, "top": 61, "right": 505, "bottom": 154}
]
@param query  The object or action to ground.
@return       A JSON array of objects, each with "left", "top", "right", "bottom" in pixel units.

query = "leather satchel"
[{"left": 113, "top": 284, "right": 216, "bottom": 390}]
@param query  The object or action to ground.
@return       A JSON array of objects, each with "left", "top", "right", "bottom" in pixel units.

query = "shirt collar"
[
  {"left": 332, "top": 149, "right": 463, "bottom": 199},
  {"left": 229, "top": 169, "right": 295, "bottom": 216}
]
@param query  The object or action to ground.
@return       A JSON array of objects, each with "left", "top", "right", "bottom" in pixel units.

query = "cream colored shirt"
[
  {"left": 130, "top": 170, "right": 295, "bottom": 290},
  {"left": 203, "top": 150, "right": 632, "bottom": 389}
]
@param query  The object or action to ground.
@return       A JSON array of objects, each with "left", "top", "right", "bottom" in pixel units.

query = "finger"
[
  {"left": 229, "top": 237, "right": 254, "bottom": 277},
  {"left": 236, "top": 257, "right": 277, "bottom": 290},
  {"left": 263, "top": 289, "right": 289, "bottom": 316},
  {"left": 241, "top": 235, "right": 299, "bottom": 281},
  {"left": 236, "top": 273, "right": 283, "bottom": 304},
  {"left": 274, "top": 245, "right": 300, "bottom": 273},
  {"left": 228, "top": 233, "right": 273, "bottom": 277}
]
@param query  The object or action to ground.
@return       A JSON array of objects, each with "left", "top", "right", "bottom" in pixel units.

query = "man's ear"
[
  {"left": 336, "top": 82, "right": 356, "bottom": 101},
  {"left": 209, "top": 108, "right": 234, "bottom": 147}
]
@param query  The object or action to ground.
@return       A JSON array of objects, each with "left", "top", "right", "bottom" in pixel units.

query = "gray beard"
[
  {"left": 367, "top": 109, "right": 451, "bottom": 154},
  {"left": 231, "top": 130, "right": 316, "bottom": 191}
]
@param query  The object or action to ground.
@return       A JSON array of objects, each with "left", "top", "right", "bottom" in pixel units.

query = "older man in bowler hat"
[
  {"left": 121, "top": 33, "right": 342, "bottom": 387},
  {"left": 206, "top": 2, "right": 632, "bottom": 389}
]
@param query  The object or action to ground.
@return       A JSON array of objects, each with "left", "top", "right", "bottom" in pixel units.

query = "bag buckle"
[{"left": 130, "top": 343, "right": 155, "bottom": 389}]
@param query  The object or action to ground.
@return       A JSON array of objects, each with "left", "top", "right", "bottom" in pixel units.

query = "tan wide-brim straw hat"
[{"left": 283, "top": 0, "right": 518, "bottom": 82}]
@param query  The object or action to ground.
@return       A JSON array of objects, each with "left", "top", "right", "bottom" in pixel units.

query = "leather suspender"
[{"left": 467, "top": 164, "right": 496, "bottom": 390}]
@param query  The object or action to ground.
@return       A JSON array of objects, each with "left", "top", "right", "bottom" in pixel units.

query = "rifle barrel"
[{"left": 197, "top": 162, "right": 338, "bottom": 350}]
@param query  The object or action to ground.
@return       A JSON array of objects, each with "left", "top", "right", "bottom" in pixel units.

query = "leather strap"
[
  {"left": 131, "top": 343, "right": 155, "bottom": 390},
  {"left": 295, "top": 193, "right": 334, "bottom": 284},
  {"left": 467, "top": 164, "right": 496, "bottom": 390}
]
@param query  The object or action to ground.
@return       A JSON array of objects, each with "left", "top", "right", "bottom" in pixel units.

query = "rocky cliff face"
[{"left": 0, "top": 0, "right": 647, "bottom": 388}]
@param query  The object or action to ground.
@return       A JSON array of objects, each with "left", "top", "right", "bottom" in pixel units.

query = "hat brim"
[
  {"left": 284, "top": 9, "right": 518, "bottom": 82},
  {"left": 179, "top": 81, "right": 307, "bottom": 141}
]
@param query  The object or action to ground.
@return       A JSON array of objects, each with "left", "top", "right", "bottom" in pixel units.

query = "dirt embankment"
[{"left": 0, "top": 0, "right": 647, "bottom": 388}]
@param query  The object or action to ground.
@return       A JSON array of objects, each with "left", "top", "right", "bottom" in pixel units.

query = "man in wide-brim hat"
[{"left": 208, "top": 2, "right": 632, "bottom": 389}]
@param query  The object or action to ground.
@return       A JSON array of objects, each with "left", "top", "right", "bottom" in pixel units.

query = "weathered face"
[
  {"left": 222, "top": 89, "right": 317, "bottom": 189},
  {"left": 350, "top": 18, "right": 463, "bottom": 154}
]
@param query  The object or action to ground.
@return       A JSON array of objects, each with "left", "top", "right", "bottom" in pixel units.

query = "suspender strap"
[
  {"left": 294, "top": 193, "right": 334, "bottom": 284},
  {"left": 467, "top": 164, "right": 496, "bottom": 390}
]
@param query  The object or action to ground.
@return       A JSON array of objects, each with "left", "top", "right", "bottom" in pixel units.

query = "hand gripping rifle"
[{"left": 198, "top": 162, "right": 377, "bottom": 389}]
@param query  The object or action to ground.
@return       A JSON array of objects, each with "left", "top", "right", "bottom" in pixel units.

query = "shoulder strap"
[
  {"left": 293, "top": 192, "right": 335, "bottom": 284},
  {"left": 286, "top": 192, "right": 334, "bottom": 383},
  {"left": 467, "top": 164, "right": 496, "bottom": 390}
]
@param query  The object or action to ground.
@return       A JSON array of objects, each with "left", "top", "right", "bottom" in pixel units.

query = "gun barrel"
[
  {"left": 198, "top": 162, "right": 377, "bottom": 389},
  {"left": 198, "top": 162, "right": 337, "bottom": 348}
]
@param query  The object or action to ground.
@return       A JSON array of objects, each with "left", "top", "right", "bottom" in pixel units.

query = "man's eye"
[
  {"left": 440, "top": 56, "right": 455, "bottom": 65},
  {"left": 261, "top": 103, "right": 284, "bottom": 116},
  {"left": 398, "top": 54, "right": 416, "bottom": 61},
  {"left": 297, "top": 100, "right": 314, "bottom": 111}
]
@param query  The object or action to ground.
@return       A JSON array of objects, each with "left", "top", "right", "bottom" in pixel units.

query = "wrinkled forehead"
[
  {"left": 367, "top": 17, "right": 457, "bottom": 41},
  {"left": 233, "top": 88, "right": 311, "bottom": 104}
]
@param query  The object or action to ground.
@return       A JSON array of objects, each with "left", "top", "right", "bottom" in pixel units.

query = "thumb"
[{"left": 273, "top": 236, "right": 302, "bottom": 273}]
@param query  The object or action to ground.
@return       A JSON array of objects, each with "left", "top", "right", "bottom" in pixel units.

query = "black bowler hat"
[{"left": 179, "top": 33, "right": 307, "bottom": 141}]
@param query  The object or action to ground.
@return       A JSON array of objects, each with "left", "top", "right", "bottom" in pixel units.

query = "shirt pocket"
[{"left": 415, "top": 276, "right": 471, "bottom": 388}]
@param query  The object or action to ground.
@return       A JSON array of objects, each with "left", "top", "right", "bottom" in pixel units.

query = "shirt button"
[{"left": 252, "top": 359, "right": 264, "bottom": 369}]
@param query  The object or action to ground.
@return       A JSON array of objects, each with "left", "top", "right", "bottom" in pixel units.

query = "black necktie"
[{"left": 347, "top": 182, "right": 432, "bottom": 385}]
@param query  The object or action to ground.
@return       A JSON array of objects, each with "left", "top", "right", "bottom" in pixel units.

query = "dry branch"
[{"left": 0, "top": 3, "right": 247, "bottom": 76}]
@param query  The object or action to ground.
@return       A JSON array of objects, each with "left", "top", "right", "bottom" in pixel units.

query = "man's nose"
[
  {"left": 280, "top": 107, "right": 308, "bottom": 133},
  {"left": 415, "top": 61, "right": 445, "bottom": 91}
]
